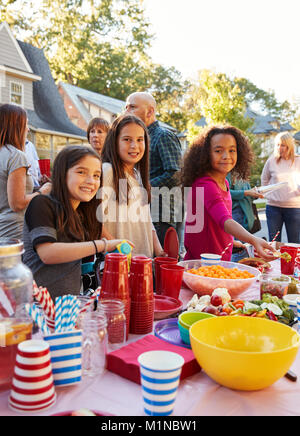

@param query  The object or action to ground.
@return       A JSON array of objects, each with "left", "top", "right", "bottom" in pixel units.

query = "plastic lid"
[
  {"left": 0, "top": 239, "right": 23, "bottom": 257},
  {"left": 119, "top": 242, "right": 131, "bottom": 255}
]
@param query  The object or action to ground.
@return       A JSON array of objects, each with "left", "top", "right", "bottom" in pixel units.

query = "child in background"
[
  {"left": 100, "top": 114, "right": 164, "bottom": 258},
  {"left": 23, "top": 145, "right": 133, "bottom": 299},
  {"left": 182, "top": 125, "right": 275, "bottom": 262}
]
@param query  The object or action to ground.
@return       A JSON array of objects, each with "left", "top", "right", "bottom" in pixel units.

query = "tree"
[
  {"left": 233, "top": 77, "right": 296, "bottom": 123},
  {"left": 184, "top": 70, "right": 254, "bottom": 132},
  {"left": 1, "top": 0, "right": 188, "bottom": 130},
  {"left": 183, "top": 70, "right": 265, "bottom": 185}
]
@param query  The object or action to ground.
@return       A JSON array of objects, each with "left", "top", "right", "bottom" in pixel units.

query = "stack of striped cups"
[
  {"left": 100, "top": 253, "right": 130, "bottom": 340},
  {"left": 129, "top": 256, "right": 154, "bottom": 334}
]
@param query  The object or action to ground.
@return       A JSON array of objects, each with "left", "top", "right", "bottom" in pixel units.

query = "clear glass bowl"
[
  {"left": 259, "top": 273, "right": 291, "bottom": 299},
  {"left": 178, "top": 260, "right": 260, "bottom": 298}
]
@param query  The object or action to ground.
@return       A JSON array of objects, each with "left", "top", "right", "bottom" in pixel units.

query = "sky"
[{"left": 143, "top": 0, "right": 300, "bottom": 106}]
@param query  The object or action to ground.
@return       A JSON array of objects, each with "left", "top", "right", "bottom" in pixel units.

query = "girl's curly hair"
[{"left": 182, "top": 125, "right": 255, "bottom": 187}]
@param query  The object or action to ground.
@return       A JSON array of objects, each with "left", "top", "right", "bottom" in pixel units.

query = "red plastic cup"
[
  {"left": 38, "top": 159, "right": 51, "bottom": 178},
  {"left": 154, "top": 257, "right": 178, "bottom": 295},
  {"left": 130, "top": 256, "right": 153, "bottom": 301},
  {"left": 102, "top": 253, "right": 129, "bottom": 299},
  {"left": 130, "top": 299, "right": 154, "bottom": 334},
  {"left": 101, "top": 272, "right": 130, "bottom": 299},
  {"left": 160, "top": 264, "right": 184, "bottom": 300},
  {"left": 295, "top": 256, "right": 300, "bottom": 278},
  {"left": 280, "top": 246, "right": 298, "bottom": 275},
  {"left": 104, "top": 253, "right": 128, "bottom": 273}
]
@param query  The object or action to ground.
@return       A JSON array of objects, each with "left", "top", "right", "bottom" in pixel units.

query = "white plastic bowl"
[{"left": 178, "top": 260, "right": 260, "bottom": 298}]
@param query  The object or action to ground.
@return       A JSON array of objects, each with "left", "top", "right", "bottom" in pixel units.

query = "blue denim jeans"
[{"left": 266, "top": 205, "right": 300, "bottom": 243}]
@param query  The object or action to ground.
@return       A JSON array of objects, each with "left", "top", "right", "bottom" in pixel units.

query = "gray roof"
[
  {"left": 194, "top": 108, "right": 294, "bottom": 135},
  {"left": 17, "top": 41, "right": 86, "bottom": 138},
  {"left": 59, "top": 82, "right": 125, "bottom": 123},
  {"left": 294, "top": 131, "right": 300, "bottom": 141},
  {"left": 245, "top": 108, "right": 294, "bottom": 135},
  {"left": 59, "top": 82, "right": 176, "bottom": 132}
]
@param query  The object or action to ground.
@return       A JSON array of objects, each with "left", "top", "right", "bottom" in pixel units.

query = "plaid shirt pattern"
[{"left": 148, "top": 121, "right": 182, "bottom": 225}]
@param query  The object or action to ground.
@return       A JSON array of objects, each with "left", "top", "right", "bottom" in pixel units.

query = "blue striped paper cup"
[
  {"left": 44, "top": 330, "right": 82, "bottom": 387},
  {"left": 138, "top": 350, "right": 184, "bottom": 416},
  {"left": 200, "top": 253, "right": 221, "bottom": 266}
]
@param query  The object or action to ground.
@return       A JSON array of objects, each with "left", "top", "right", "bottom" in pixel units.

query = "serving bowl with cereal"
[{"left": 178, "top": 260, "right": 260, "bottom": 298}]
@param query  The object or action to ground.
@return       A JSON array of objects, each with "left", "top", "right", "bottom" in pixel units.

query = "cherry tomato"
[{"left": 211, "top": 295, "right": 223, "bottom": 307}]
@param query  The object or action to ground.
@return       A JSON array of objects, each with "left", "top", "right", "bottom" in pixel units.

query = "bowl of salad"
[{"left": 186, "top": 288, "right": 296, "bottom": 326}]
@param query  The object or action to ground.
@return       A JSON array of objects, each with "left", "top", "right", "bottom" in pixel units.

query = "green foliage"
[
  {"left": 291, "top": 113, "right": 300, "bottom": 132},
  {"left": 185, "top": 69, "right": 254, "bottom": 136},
  {"left": 234, "top": 77, "right": 296, "bottom": 123},
  {"left": 183, "top": 70, "right": 275, "bottom": 186},
  {"left": 1, "top": 0, "right": 188, "bottom": 130}
]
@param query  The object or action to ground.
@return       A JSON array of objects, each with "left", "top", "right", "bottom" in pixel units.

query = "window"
[{"left": 10, "top": 81, "right": 23, "bottom": 106}]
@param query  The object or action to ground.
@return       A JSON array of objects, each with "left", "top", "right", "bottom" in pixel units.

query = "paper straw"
[
  {"left": 79, "top": 288, "right": 101, "bottom": 314},
  {"left": 55, "top": 297, "right": 62, "bottom": 332},
  {"left": 0, "top": 283, "right": 15, "bottom": 317},
  {"left": 60, "top": 295, "right": 69, "bottom": 332},
  {"left": 69, "top": 298, "right": 80, "bottom": 330},
  {"left": 25, "top": 303, "right": 50, "bottom": 335},
  {"left": 271, "top": 231, "right": 280, "bottom": 243},
  {"left": 221, "top": 242, "right": 233, "bottom": 258},
  {"left": 42, "top": 287, "right": 55, "bottom": 320},
  {"left": 33, "top": 283, "right": 55, "bottom": 321},
  {"left": 66, "top": 295, "right": 75, "bottom": 331}
]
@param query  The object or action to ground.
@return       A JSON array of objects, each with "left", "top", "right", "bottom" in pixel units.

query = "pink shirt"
[
  {"left": 261, "top": 155, "right": 300, "bottom": 208},
  {"left": 184, "top": 176, "right": 233, "bottom": 261}
]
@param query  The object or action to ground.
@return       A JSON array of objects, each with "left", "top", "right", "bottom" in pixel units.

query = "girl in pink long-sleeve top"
[{"left": 182, "top": 125, "right": 275, "bottom": 262}]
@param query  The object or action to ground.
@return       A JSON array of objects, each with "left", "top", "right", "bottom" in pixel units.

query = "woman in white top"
[
  {"left": 261, "top": 132, "right": 300, "bottom": 243},
  {"left": 0, "top": 104, "right": 51, "bottom": 240},
  {"left": 99, "top": 114, "right": 164, "bottom": 258}
]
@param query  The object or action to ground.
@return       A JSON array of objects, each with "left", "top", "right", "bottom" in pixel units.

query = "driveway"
[{"left": 255, "top": 209, "right": 287, "bottom": 243}]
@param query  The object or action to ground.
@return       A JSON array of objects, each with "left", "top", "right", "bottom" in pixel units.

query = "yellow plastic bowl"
[{"left": 190, "top": 316, "right": 300, "bottom": 391}]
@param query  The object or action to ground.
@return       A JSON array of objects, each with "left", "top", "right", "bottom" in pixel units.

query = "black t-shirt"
[{"left": 23, "top": 195, "right": 82, "bottom": 299}]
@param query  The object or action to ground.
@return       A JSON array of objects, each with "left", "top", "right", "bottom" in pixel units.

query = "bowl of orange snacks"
[{"left": 178, "top": 260, "right": 260, "bottom": 298}]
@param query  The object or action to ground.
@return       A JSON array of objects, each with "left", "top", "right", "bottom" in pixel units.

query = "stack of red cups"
[
  {"left": 100, "top": 253, "right": 130, "bottom": 340},
  {"left": 129, "top": 255, "right": 154, "bottom": 334}
]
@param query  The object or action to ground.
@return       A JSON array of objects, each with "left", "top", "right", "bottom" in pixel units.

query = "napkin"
[{"left": 106, "top": 334, "right": 201, "bottom": 384}]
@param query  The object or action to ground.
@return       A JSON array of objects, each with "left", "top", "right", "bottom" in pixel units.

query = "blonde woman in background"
[{"left": 261, "top": 132, "right": 300, "bottom": 243}]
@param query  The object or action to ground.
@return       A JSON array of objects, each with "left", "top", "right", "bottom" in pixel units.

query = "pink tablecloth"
[{"left": 1, "top": 260, "right": 300, "bottom": 416}]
